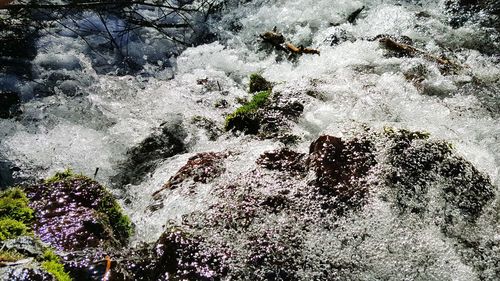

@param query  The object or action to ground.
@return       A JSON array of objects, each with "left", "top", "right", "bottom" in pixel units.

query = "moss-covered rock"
[
  {"left": 249, "top": 73, "right": 272, "bottom": 93},
  {"left": 0, "top": 236, "right": 72, "bottom": 281},
  {"left": 25, "top": 170, "right": 132, "bottom": 251},
  {"left": 225, "top": 90, "right": 270, "bottom": 134},
  {"left": 40, "top": 249, "right": 72, "bottom": 281}
]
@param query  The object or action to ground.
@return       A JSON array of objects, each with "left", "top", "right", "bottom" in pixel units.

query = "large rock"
[
  {"left": 142, "top": 129, "right": 497, "bottom": 280},
  {"left": 25, "top": 172, "right": 132, "bottom": 251}
]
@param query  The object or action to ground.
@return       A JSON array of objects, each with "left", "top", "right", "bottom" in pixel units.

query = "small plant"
[
  {"left": 40, "top": 249, "right": 72, "bottom": 281},
  {"left": 225, "top": 90, "right": 271, "bottom": 134}
]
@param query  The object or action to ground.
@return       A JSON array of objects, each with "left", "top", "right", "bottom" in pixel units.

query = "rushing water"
[{"left": 0, "top": 0, "right": 499, "bottom": 279}]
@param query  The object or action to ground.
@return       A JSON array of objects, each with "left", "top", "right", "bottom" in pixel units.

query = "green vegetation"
[
  {"left": 98, "top": 195, "right": 133, "bottom": 243},
  {"left": 0, "top": 187, "right": 34, "bottom": 241},
  {"left": 249, "top": 73, "right": 271, "bottom": 93},
  {"left": 40, "top": 249, "right": 72, "bottom": 281},
  {"left": 44, "top": 168, "right": 85, "bottom": 184},
  {"left": 0, "top": 218, "right": 29, "bottom": 241},
  {"left": 0, "top": 249, "right": 24, "bottom": 262},
  {"left": 225, "top": 90, "right": 271, "bottom": 133}
]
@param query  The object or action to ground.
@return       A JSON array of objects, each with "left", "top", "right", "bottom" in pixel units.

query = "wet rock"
[
  {"left": 152, "top": 228, "right": 228, "bottom": 280},
  {"left": 0, "top": 159, "right": 15, "bottom": 189},
  {"left": 146, "top": 129, "right": 498, "bottom": 280},
  {"left": 167, "top": 152, "right": 228, "bottom": 188},
  {"left": 0, "top": 92, "right": 21, "bottom": 119},
  {"left": 153, "top": 152, "right": 229, "bottom": 197},
  {"left": 0, "top": 236, "right": 45, "bottom": 258},
  {"left": 257, "top": 148, "right": 307, "bottom": 176},
  {"left": 249, "top": 73, "right": 272, "bottom": 93},
  {"left": 384, "top": 129, "right": 454, "bottom": 214},
  {"left": 25, "top": 172, "right": 132, "bottom": 251},
  {"left": 307, "top": 135, "right": 376, "bottom": 211},
  {"left": 191, "top": 115, "right": 223, "bottom": 141},
  {"left": 115, "top": 120, "right": 188, "bottom": 186},
  {"left": 0, "top": 264, "right": 56, "bottom": 281},
  {"left": 347, "top": 6, "right": 365, "bottom": 24},
  {"left": 439, "top": 155, "right": 495, "bottom": 221}
]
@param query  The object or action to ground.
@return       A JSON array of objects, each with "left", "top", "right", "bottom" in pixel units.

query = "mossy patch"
[
  {"left": 249, "top": 73, "right": 271, "bottom": 93},
  {"left": 44, "top": 169, "right": 86, "bottom": 184},
  {"left": 0, "top": 249, "right": 25, "bottom": 262},
  {"left": 225, "top": 90, "right": 271, "bottom": 134},
  {"left": 98, "top": 195, "right": 133, "bottom": 243},
  {"left": 40, "top": 249, "right": 72, "bottom": 281},
  {"left": 0, "top": 187, "right": 33, "bottom": 241},
  {"left": 44, "top": 170, "right": 134, "bottom": 244},
  {"left": 0, "top": 218, "right": 29, "bottom": 241}
]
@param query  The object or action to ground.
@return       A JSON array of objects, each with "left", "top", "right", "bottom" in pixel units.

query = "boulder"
[{"left": 25, "top": 171, "right": 132, "bottom": 251}]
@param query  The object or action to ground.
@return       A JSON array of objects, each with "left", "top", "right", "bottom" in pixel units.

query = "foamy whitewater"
[{"left": 0, "top": 0, "right": 499, "bottom": 279}]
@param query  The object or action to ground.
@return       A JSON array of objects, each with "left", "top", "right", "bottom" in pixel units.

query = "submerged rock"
[
  {"left": 307, "top": 135, "right": 376, "bottom": 212},
  {"left": 25, "top": 171, "right": 132, "bottom": 251},
  {"left": 248, "top": 73, "right": 272, "bottom": 94},
  {"left": 153, "top": 151, "right": 229, "bottom": 197},
  {"left": 257, "top": 148, "right": 307, "bottom": 176},
  {"left": 114, "top": 120, "right": 188, "bottom": 186},
  {"left": 144, "top": 129, "right": 497, "bottom": 280}
]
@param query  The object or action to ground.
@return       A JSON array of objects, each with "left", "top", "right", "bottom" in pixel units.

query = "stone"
[
  {"left": 114, "top": 120, "right": 187, "bottom": 186},
  {"left": 257, "top": 148, "right": 306, "bottom": 176},
  {"left": 307, "top": 135, "right": 376, "bottom": 211},
  {"left": 25, "top": 173, "right": 132, "bottom": 251}
]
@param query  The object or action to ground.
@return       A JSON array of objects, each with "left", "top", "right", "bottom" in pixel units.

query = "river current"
[{"left": 0, "top": 0, "right": 499, "bottom": 280}]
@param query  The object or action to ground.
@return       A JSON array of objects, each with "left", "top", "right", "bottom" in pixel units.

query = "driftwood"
[
  {"left": 378, "top": 36, "right": 461, "bottom": 70},
  {"left": 260, "top": 27, "right": 320, "bottom": 56}
]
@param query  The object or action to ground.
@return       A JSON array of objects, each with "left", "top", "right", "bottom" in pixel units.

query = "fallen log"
[{"left": 260, "top": 27, "right": 320, "bottom": 56}]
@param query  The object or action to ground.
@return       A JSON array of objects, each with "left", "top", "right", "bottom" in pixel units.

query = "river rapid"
[{"left": 0, "top": 0, "right": 499, "bottom": 280}]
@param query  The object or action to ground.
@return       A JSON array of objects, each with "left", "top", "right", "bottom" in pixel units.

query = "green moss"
[
  {"left": 99, "top": 197, "right": 133, "bottom": 243},
  {"left": 0, "top": 188, "right": 34, "bottom": 241},
  {"left": 0, "top": 249, "right": 24, "bottom": 262},
  {"left": 249, "top": 73, "right": 271, "bottom": 93},
  {"left": 0, "top": 187, "right": 33, "bottom": 223},
  {"left": 0, "top": 218, "right": 29, "bottom": 240},
  {"left": 225, "top": 90, "right": 271, "bottom": 133},
  {"left": 41, "top": 249, "right": 72, "bottom": 281},
  {"left": 44, "top": 169, "right": 85, "bottom": 184}
]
